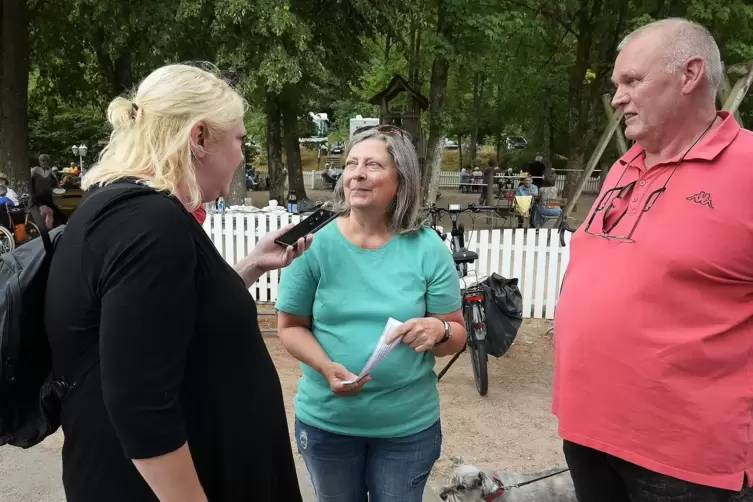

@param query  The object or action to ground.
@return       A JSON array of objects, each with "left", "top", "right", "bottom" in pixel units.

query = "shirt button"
[
  {"left": 639, "top": 180, "right": 646, "bottom": 186},
  {"left": 631, "top": 196, "right": 638, "bottom": 202}
]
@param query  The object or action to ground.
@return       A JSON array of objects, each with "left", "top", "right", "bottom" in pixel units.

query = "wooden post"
[
  {"left": 717, "top": 71, "right": 742, "bottom": 125},
  {"left": 602, "top": 93, "right": 628, "bottom": 155},
  {"left": 722, "top": 61, "right": 753, "bottom": 118},
  {"left": 557, "top": 108, "right": 624, "bottom": 224}
]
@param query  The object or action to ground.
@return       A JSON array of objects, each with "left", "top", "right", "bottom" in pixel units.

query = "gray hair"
[
  {"left": 331, "top": 127, "right": 423, "bottom": 235},
  {"left": 618, "top": 18, "right": 722, "bottom": 99}
]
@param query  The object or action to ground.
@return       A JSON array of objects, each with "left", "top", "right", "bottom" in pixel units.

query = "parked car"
[
  {"left": 329, "top": 141, "right": 344, "bottom": 155},
  {"left": 505, "top": 135, "right": 529, "bottom": 150},
  {"left": 444, "top": 138, "right": 459, "bottom": 149}
]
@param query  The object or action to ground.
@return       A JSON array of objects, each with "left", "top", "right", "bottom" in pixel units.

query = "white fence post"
[{"left": 203, "top": 214, "right": 572, "bottom": 319}]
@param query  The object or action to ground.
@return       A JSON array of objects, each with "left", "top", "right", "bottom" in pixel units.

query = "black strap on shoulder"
[
  {"left": 60, "top": 342, "right": 101, "bottom": 391},
  {"left": 56, "top": 181, "right": 153, "bottom": 390}
]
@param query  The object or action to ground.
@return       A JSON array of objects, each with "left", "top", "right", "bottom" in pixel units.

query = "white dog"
[{"left": 438, "top": 463, "right": 576, "bottom": 502}]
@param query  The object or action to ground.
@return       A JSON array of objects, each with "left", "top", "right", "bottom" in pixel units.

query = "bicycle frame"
[{"left": 424, "top": 203, "right": 498, "bottom": 393}]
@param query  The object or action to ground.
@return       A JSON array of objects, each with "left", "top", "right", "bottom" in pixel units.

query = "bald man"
[{"left": 553, "top": 19, "right": 753, "bottom": 501}]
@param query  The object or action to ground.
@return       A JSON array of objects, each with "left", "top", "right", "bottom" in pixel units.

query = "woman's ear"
[{"left": 190, "top": 121, "right": 207, "bottom": 159}]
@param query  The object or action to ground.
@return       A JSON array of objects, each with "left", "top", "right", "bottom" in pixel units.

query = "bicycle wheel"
[
  {"left": 0, "top": 225, "right": 15, "bottom": 254},
  {"left": 469, "top": 333, "right": 489, "bottom": 396},
  {"left": 466, "top": 302, "right": 489, "bottom": 396}
]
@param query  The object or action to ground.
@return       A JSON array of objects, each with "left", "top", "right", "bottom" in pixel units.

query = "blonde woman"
[{"left": 44, "top": 64, "right": 310, "bottom": 502}]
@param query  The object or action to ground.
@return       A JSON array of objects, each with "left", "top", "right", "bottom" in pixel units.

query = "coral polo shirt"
[{"left": 553, "top": 111, "right": 753, "bottom": 490}]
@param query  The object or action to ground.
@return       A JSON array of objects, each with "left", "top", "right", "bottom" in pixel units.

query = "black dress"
[{"left": 44, "top": 181, "right": 302, "bottom": 502}]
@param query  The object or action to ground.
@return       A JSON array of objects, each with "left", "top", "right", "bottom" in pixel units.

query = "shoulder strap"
[
  {"left": 60, "top": 342, "right": 100, "bottom": 391},
  {"left": 56, "top": 182, "right": 155, "bottom": 389}
]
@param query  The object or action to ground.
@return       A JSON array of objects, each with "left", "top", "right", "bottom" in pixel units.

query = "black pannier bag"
[{"left": 479, "top": 273, "right": 523, "bottom": 358}]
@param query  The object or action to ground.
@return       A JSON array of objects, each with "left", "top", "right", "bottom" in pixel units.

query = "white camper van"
[{"left": 349, "top": 116, "right": 379, "bottom": 140}]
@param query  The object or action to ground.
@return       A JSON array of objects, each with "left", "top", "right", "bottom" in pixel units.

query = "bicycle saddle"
[{"left": 452, "top": 248, "right": 478, "bottom": 264}]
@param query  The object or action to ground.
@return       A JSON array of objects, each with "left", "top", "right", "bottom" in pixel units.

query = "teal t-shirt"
[{"left": 275, "top": 220, "right": 461, "bottom": 438}]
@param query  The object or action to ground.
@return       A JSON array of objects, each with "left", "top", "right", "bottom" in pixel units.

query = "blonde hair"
[{"left": 82, "top": 63, "right": 247, "bottom": 209}]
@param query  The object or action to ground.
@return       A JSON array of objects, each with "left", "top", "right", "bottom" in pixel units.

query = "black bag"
[
  {"left": 0, "top": 208, "right": 68, "bottom": 448},
  {"left": 480, "top": 273, "right": 523, "bottom": 358},
  {"left": 0, "top": 183, "right": 142, "bottom": 448}
]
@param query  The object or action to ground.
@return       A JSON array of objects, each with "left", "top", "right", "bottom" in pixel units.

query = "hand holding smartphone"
[{"left": 274, "top": 208, "right": 339, "bottom": 250}]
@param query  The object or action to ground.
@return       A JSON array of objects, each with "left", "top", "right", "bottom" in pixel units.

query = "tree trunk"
[
  {"left": 423, "top": 58, "right": 451, "bottom": 204},
  {"left": 470, "top": 72, "right": 485, "bottom": 163},
  {"left": 406, "top": 16, "right": 422, "bottom": 86},
  {"left": 266, "top": 92, "right": 285, "bottom": 205},
  {"left": 410, "top": 25, "right": 421, "bottom": 86},
  {"left": 562, "top": 0, "right": 599, "bottom": 203},
  {"left": 457, "top": 134, "right": 463, "bottom": 170},
  {"left": 0, "top": 0, "right": 31, "bottom": 195},
  {"left": 543, "top": 99, "right": 553, "bottom": 169},
  {"left": 495, "top": 82, "right": 503, "bottom": 165},
  {"left": 422, "top": 0, "right": 454, "bottom": 204},
  {"left": 226, "top": 162, "right": 247, "bottom": 206},
  {"left": 281, "top": 85, "right": 308, "bottom": 202},
  {"left": 113, "top": 51, "right": 133, "bottom": 95}
]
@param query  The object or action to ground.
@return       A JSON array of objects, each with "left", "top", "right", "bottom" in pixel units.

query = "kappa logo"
[{"left": 686, "top": 191, "right": 714, "bottom": 209}]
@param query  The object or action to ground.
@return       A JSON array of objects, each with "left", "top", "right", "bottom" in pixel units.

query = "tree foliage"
[{"left": 0, "top": 0, "right": 752, "bottom": 201}]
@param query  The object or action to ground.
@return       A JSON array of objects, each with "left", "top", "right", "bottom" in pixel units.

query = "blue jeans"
[
  {"left": 295, "top": 418, "right": 442, "bottom": 502},
  {"left": 534, "top": 205, "right": 562, "bottom": 227}
]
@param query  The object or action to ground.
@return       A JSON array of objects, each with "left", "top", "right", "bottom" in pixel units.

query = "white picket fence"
[
  {"left": 203, "top": 212, "right": 572, "bottom": 319},
  {"left": 254, "top": 169, "right": 600, "bottom": 194}
]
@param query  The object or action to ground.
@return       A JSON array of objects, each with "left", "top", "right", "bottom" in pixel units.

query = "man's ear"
[
  {"left": 681, "top": 56, "right": 706, "bottom": 96},
  {"left": 190, "top": 121, "right": 207, "bottom": 159}
]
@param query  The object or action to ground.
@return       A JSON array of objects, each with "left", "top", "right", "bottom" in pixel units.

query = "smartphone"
[{"left": 275, "top": 208, "right": 339, "bottom": 249}]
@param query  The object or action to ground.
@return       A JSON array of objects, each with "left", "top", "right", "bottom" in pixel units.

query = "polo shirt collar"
[{"left": 617, "top": 111, "right": 740, "bottom": 167}]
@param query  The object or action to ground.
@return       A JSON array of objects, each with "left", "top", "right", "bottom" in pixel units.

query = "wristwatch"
[{"left": 435, "top": 320, "right": 452, "bottom": 345}]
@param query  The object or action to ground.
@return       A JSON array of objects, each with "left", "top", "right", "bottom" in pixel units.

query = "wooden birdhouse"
[{"left": 368, "top": 75, "right": 429, "bottom": 171}]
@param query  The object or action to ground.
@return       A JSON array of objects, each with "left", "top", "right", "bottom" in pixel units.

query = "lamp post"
[{"left": 71, "top": 144, "right": 88, "bottom": 176}]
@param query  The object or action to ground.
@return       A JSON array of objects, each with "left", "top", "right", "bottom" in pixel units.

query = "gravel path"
[{"left": 0, "top": 318, "right": 559, "bottom": 500}]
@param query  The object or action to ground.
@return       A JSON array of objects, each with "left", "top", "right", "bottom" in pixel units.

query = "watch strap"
[{"left": 435, "top": 320, "right": 452, "bottom": 345}]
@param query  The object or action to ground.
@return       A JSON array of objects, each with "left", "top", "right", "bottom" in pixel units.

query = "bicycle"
[
  {"left": 423, "top": 202, "right": 502, "bottom": 396},
  {"left": 0, "top": 194, "right": 42, "bottom": 254}
]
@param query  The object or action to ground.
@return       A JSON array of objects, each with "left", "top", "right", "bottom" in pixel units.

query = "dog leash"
[{"left": 486, "top": 468, "right": 571, "bottom": 502}]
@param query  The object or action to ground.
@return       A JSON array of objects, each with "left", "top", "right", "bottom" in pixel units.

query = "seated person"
[
  {"left": 0, "top": 172, "right": 20, "bottom": 206},
  {"left": 516, "top": 176, "right": 539, "bottom": 197},
  {"left": 533, "top": 175, "right": 562, "bottom": 227},
  {"left": 60, "top": 175, "right": 79, "bottom": 189},
  {"left": 0, "top": 185, "right": 14, "bottom": 207}
]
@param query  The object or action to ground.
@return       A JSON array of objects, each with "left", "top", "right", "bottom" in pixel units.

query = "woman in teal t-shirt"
[{"left": 276, "top": 125, "right": 466, "bottom": 502}]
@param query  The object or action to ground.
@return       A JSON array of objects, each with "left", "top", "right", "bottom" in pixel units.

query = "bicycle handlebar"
[{"left": 420, "top": 203, "right": 500, "bottom": 216}]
